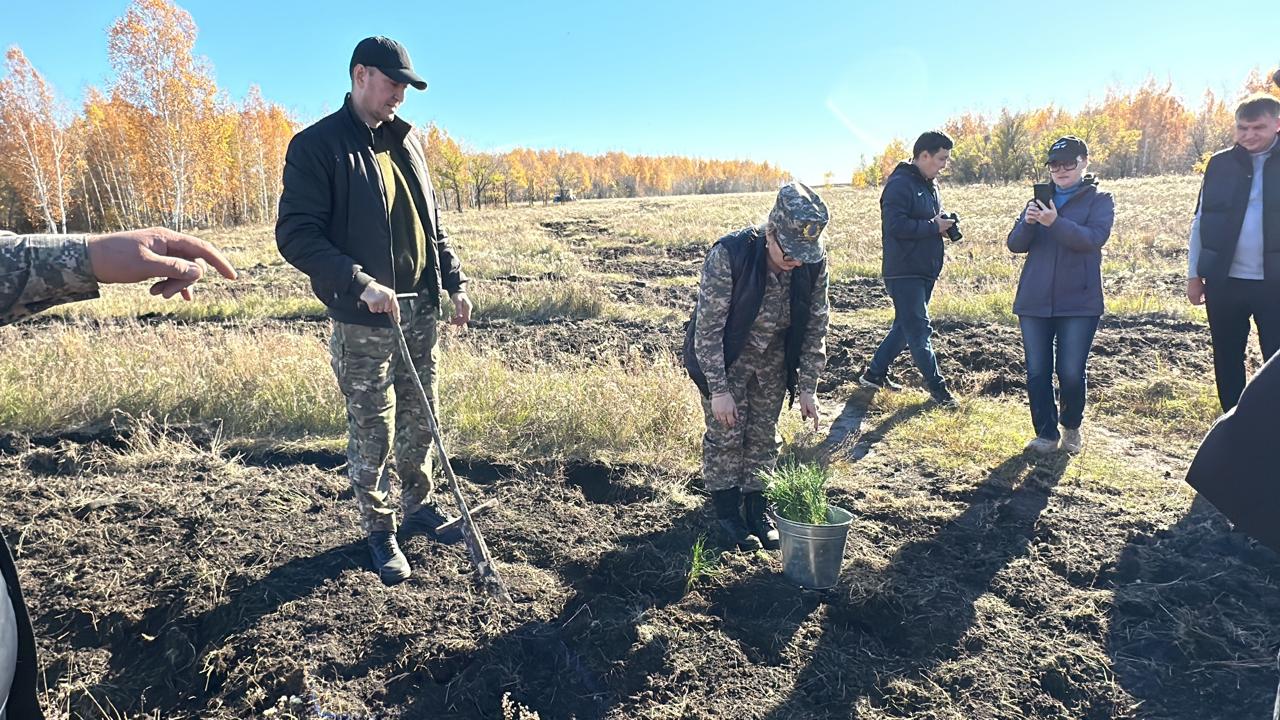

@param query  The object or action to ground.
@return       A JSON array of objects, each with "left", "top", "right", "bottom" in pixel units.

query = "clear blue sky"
[{"left": 2, "top": 1, "right": 1275, "bottom": 183}]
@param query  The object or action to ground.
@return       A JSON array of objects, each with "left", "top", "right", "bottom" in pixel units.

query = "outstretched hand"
[{"left": 86, "top": 227, "right": 237, "bottom": 300}]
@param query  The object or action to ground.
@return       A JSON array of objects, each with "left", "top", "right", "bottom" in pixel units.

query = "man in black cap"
[{"left": 277, "top": 36, "right": 472, "bottom": 585}]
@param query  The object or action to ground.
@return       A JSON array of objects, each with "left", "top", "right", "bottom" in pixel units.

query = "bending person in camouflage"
[
  {"left": 276, "top": 36, "right": 473, "bottom": 585},
  {"left": 683, "top": 182, "right": 831, "bottom": 550}
]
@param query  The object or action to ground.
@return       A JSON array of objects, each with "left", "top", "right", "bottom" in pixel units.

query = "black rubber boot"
[
  {"left": 402, "top": 501, "right": 462, "bottom": 543},
  {"left": 742, "top": 491, "right": 780, "bottom": 550},
  {"left": 712, "top": 488, "right": 763, "bottom": 551},
  {"left": 368, "top": 530, "right": 412, "bottom": 585}
]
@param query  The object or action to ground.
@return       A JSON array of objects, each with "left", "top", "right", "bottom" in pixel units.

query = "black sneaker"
[
  {"left": 859, "top": 371, "right": 903, "bottom": 391},
  {"left": 368, "top": 530, "right": 412, "bottom": 585},
  {"left": 929, "top": 388, "right": 959, "bottom": 408},
  {"left": 402, "top": 501, "right": 462, "bottom": 542}
]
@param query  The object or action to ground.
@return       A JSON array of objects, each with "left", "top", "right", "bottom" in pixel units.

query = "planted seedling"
[{"left": 684, "top": 534, "right": 723, "bottom": 593}]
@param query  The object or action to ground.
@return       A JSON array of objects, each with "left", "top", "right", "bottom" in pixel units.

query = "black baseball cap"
[
  {"left": 1046, "top": 136, "right": 1088, "bottom": 164},
  {"left": 349, "top": 36, "right": 427, "bottom": 91}
]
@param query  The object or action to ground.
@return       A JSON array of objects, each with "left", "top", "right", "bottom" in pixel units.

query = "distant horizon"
[{"left": 2, "top": 1, "right": 1276, "bottom": 183}]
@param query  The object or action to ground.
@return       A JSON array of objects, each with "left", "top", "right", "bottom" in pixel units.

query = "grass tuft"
[
  {"left": 764, "top": 461, "right": 832, "bottom": 525},
  {"left": 684, "top": 535, "right": 723, "bottom": 594}
]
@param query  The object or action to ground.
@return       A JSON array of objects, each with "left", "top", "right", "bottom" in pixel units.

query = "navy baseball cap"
[
  {"left": 1046, "top": 136, "right": 1088, "bottom": 164},
  {"left": 350, "top": 36, "right": 427, "bottom": 90}
]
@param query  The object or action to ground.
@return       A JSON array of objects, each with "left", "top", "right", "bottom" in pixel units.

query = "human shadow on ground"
[
  {"left": 760, "top": 451, "right": 1069, "bottom": 719},
  {"left": 1107, "top": 494, "right": 1280, "bottom": 719}
]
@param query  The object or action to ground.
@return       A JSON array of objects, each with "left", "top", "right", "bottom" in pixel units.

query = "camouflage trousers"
[
  {"left": 700, "top": 351, "right": 788, "bottom": 493},
  {"left": 329, "top": 299, "right": 440, "bottom": 534}
]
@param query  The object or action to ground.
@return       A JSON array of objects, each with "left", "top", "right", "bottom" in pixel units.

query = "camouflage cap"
[{"left": 767, "top": 181, "right": 828, "bottom": 264}]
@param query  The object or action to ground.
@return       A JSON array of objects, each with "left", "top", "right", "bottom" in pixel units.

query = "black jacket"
[
  {"left": 1182, "top": 348, "right": 1280, "bottom": 548},
  {"left": 1194, "top": 133, "right": 1280, "bottom": 283},
  {"left": 1185, "top": 351, "right": 1280, "bottom": 554},
  {"left": 682, "top": 227, "right": 823, "bottom": 402},
  {"left": 275, "top": 95, "right": 466, "bottom": 327},
  {"left": 880, "top": 162, "right": 946, "bottom": 280},
  {"left": 2, "top": 530, "right": 44, "bottom": 719}
]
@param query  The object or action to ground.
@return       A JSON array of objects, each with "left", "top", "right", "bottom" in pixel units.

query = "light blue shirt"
[
  {"left": 1188, "top": 136, "right": 1276, "bottom": 279},
  {"left": 1053, "top": 180, "right": 1085, "bottom": 209}
]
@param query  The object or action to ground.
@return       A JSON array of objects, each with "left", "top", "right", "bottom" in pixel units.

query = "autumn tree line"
[
  {"left": 853, "top": 72, "right": 1280, "bottom": 188},
  {"left": 4, "top": 0, "right": 1277, "bottom": 233},
  {"left": 0, "top": 0, "right": 788, "bottom": 234}
]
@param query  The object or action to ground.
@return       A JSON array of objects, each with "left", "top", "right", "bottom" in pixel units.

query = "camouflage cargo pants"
[
  {"left": 330, "top": 299, "right": 440, "bottom": 534},
  {"left": 700, "top": 351, "right": 788, "bottom": 493}
]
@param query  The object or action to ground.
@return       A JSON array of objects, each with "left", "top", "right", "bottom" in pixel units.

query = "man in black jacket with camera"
[
  {"left": 276, "top": 36, "right": 472, "bottom": 585},
  {"left": 860, "top": 130, "right": 958, "bottom": 407}
]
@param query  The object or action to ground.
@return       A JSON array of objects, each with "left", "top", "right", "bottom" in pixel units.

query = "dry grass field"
[{"left": 2, "top": 176, "right": 1277, "bottom": 719}]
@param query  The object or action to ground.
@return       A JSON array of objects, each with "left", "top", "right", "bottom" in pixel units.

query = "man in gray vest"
[{"left": 1187, "top": 93, "right": 1280, "bottom": 411}]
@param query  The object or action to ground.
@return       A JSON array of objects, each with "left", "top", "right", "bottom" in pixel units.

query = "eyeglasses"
[
  {"left": 1046, "top": 160, "right": 1079, "bottom": 172},
  {"left": 769, "top": 235, "right": 797, "bottom": 263}
]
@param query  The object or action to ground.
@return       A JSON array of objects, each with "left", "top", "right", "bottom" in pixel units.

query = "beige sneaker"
[
  {"left": 1061, "top": 428, "right": 1083, "bottom": 454},
  {"left": 1025, "top": 436, "right": 1059, "bottom": 455}
]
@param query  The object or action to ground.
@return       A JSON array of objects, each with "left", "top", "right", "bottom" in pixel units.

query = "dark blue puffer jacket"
[{"left": 1006, "top": 178, "right": 1114, "bottom": 317}]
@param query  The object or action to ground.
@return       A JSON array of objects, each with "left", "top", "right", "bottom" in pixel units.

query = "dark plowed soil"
[
  {"left": 821, "top": 317, "right": 1214, "bottom": 397},
  {"left": 829, "top": 277, "right": 893, "bottom": 313},
  {"left": 6, "top": 422, "right": 1278, "bottom": 719},
  {"left": 602, "top": 279, "right": 696, "bottom": 314}
]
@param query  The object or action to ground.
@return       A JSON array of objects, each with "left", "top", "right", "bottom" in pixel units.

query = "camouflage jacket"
[
  {"left": 690, "top": 237, "right": 829, "bottom": 396},
  {"left": 0, "top": 232, "right": 99, "bottom": 326}
]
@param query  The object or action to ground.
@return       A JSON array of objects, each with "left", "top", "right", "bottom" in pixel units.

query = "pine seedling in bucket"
[
  {"left": 764, "top": 461, "right": 852, "bottom": 589},
  {"left": 764, "top": 461, "right": 831, "bottom": 525}
]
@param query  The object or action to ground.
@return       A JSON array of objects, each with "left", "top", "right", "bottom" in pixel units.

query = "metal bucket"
[{"left": 772, "top": 505, "right": 853, "bottom": 589}]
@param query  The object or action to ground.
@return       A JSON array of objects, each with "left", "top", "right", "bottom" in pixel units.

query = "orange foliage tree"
[
  {"left": 856, "top": 73, "right": 1280, "bottom": 185},
  {"left": 0, "top": 47, "right": 77, "bottom": 232}
]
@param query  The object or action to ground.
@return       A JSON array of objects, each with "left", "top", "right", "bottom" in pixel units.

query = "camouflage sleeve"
[
  {"left": 798, "top": 260, "right": 830, "bottom": 394},
  {"left": 693, "top": 244, "right": 733, "bottom": 396},
  {"left": 0, "top": 233, "right": 99, "bottom": 326}
]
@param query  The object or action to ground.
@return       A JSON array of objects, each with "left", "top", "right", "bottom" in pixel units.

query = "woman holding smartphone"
[{"left": 1006, "top": 136, "right": 1115, "bottom": 454}]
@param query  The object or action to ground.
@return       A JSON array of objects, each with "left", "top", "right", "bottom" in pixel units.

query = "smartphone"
[{"left": 1032, "top": 183, "right": 1053, "bottom": 208}]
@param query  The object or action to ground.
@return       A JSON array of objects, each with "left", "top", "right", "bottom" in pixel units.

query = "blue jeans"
[
  {"left": 868, "top": 277, "right": 946, "bottom": 393},
  {"left": 1019, "top": 315, "right": 1100, "bottom": 441}
]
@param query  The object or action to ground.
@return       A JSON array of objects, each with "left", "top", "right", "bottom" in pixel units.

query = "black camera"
[{"left": 941, "top": 212, "right": 962, "bottom": 242}]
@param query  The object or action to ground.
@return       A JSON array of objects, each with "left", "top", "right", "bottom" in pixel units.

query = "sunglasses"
[{"left": 1046, "top": 160, "right": 1080, "bottom": 172}]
